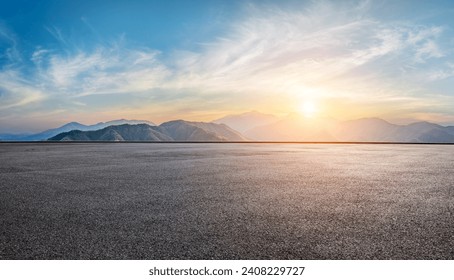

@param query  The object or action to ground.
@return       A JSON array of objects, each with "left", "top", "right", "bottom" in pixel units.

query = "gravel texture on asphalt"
[{"left": 0, "top": 143, "right": 453, "bottom": 259}]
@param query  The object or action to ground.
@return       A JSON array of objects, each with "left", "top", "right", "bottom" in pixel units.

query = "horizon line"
[{"left": 2, "top": 141, "right": 454, "bottom": 145}]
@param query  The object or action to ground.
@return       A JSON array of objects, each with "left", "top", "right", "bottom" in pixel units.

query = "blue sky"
[{"left": 1, "top": 0, "right": 454, "bottom": 132}]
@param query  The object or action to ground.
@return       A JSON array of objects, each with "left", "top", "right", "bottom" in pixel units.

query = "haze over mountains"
[
  {"left": 1, "top": 112, "right": 454, "bottom": 142},
  {"left": 214, "top": 112, "right": 454, "bottom": 143},
  {"left": 0, "top": 119, "right": 155, "bottom": 141},
  {"left": 213, "top": 111, "right": 279, "bottom": 134},
  {"left": 49, "top": 120, "right": 246, "bottom": 141}
]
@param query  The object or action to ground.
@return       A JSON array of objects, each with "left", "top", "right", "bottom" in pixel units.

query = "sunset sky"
[{"left": 1, "top": 0, "right": 454, "bottom": 133}]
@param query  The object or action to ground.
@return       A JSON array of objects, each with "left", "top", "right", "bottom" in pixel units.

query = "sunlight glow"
[{"left": 299, "top": 101, "right": 318, "bottom": 118}]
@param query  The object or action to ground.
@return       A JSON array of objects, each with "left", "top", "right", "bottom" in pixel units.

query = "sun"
[{"left": 298, "top": 101, "right": 318, "bottom": 118}]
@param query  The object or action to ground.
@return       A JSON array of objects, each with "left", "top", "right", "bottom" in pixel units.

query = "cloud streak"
[{"left": 0, "top": 70, "right": 45, "bottom": 110}]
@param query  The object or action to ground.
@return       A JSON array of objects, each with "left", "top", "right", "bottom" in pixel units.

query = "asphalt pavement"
[{"left": 1, "top": 143, "right": 453, "bottom": 259}]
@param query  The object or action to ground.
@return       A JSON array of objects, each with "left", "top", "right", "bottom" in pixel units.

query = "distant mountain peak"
[
  {"left": 349, "top": 117, "right": 391, "bottom": 123},
  {"left": 213, "top": 111, "right": 279, "bottom": 134},
  {"left": 50, "top": 121, "right": 246, "bottom": 142},
  {"left": 407, "top": 121, "right": 441, "bottom": 127},
  {"left": 65, "top": 121, "right": 83, "bottom": 126},
  {"left": 4, "top": 119, "right": 156, "bottom": 141}
]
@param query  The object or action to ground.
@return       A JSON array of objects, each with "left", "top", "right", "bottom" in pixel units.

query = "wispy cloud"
[
  {"left": 31, "top": 48, "right": 50, "bottom": 65},
  {"left": 428, "top": 63, "right": 454, "bottom": 81},
  {"left": 415, "top": 40, "right": 444, "bottom": 62},
  {"left": 0, "top": 70, "right": 45, "bottom": 110},
  {"left": 0, "top": 23, "right": 21, "bottom": 64},
  {"left": 165, "top": 1, "right": 449, "bottom": 109},
  {"left": 46, "top": 47, "right": 169, "bottom": 96},
  {"left": 44, "top": 26, "right": 69, "bottom": 46},
  {"left": 407, "top": 26, "right": 445, "bottom": 62}
]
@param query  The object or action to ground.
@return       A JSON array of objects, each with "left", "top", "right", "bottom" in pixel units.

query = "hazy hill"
[
  {"left": 445, "top": 126, "right": 454, "bottom": 135},
  {"left": 213, "top": 111, "right": 279, "bottom": 134},
  {"left": 244, "top": 113, "right": 337, "bottom": 141},
  {"left": 3, "top": 119, "right": 155, "bottom": 141},
  {"left": 49, "top": 121, "right": 246, "bottom": 141},
  {"left": 333, "top": 119, "right": 454, "bottom": 142},
  {"left": 396, "top": 122, "right": 454, "bottom": 142},
  {"left": 160, "top": 120, "right": 246, "bottom": 141},
  {"left": 333, "top": 118, "right": 400, "bottom": 142},
  {"left": 22, "top": 122, "right": 90, "bottom": 141},
  {"left": 243, "top": 115, "right": 454, "bottom": 142}
]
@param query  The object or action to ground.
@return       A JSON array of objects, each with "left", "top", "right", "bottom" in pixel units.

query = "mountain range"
[
  {"left": 0, "top": 119, "right": 155, "bottom": 141},
  {"left": 213, "top": 112, "right": 454, "bottom": 143},
  {"left": 1, "top": 112, "right": 454, "bottom": 142},
  {"left": 213, "top": 111, "right": 279, "bottom": 133},
  {"left": 49, "top": 120, "right": 246, "bottom": 141}
]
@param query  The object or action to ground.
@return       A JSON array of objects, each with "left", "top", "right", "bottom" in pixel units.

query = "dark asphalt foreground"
[{"left": 0, "top": 143, "right": 453, "bottom": 259}]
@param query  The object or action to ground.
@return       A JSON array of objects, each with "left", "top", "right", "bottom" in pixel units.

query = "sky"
[{"left": 1, "top": 0, "right": 454, "bottom": 133}]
